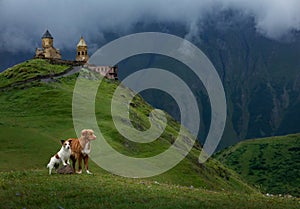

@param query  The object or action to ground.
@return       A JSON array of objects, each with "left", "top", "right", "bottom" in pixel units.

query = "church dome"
[
  {"left": 77, "top": 36, "right": 87, "bottom": 47},
  {"left": 42, "top": 30, "right": 53, "bottom": 39}
]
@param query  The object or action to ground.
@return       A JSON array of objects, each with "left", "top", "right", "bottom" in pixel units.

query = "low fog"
[{"left": 0, "top": 0, "right": 299, "bottom": 53}]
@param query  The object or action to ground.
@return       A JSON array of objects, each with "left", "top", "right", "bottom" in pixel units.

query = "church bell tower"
[{"left": 76, "top": 36, "right": 89, "bottom": 62}]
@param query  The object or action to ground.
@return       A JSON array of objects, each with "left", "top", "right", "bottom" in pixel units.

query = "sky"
[{"left": 0, "top": 0, "right": 300, "bottom": 53}]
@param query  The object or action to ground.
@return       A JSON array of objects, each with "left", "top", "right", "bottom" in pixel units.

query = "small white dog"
[{"left": 47, "top": 140, "right": 72, "bottom": 175}]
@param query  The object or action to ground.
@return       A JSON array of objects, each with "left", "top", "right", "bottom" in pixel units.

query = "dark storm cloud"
[{"left": 0, "top": 0, "right": 299, "bottom": 53}]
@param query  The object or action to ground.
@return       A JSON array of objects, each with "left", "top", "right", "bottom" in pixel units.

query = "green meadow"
[
  {"left": 216, "top": 133, "right": 300, "bottom": 197},
  {"left": 0, "top": 59, "right": 299, "bottom": 208}
]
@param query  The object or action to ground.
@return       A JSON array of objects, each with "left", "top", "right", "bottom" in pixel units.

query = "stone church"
[
  {"left": 35, "top": 30, "right": 118, "bottom": 79},
  {"left": 35, "top": 30, "right": 62, "bottom": 59}
]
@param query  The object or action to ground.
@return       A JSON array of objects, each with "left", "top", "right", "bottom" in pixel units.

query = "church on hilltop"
[
  {"left": 35, "top": 30, "right": 62, "bottom": 59},
  {"left": 76, "top": 36, "right": 89, "bottom": 62},
  {"left": 35, "top": 30, "right": 90, "bottom": 62},
  {"left": 35, "top": 30, "right": 118, "bottom": 80}
]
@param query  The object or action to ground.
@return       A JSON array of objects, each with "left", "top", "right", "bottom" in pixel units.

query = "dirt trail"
[{"left": 41, "top": 66, "right": 82, "bottom": 83}]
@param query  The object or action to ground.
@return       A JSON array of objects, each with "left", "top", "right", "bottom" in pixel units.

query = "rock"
[{"left": 57, "top": 165, "right": 74, "bottom": 174}]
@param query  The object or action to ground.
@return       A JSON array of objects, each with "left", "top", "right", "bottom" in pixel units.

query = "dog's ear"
[
  {"left": 68, "top": 139, "right": 72, "bottom": 144},
  {"left": 81, "top": 129, "right": 88, "bottom": 136},
  {"left": 60, "top": 140, "right": 65, "bottom": 145}
]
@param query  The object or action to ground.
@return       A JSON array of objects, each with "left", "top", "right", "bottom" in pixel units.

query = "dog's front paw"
[
  {"left": 86, "top": 170, "right": 92, "bottom": 175},
  {"left": 76, "top": 170, "right": 82, "bottom": 174}
]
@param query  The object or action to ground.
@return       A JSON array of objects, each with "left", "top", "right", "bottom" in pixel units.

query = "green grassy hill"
[
  {"left": 0, "top": 59, "right": 299, "bottom": 208},
  {"left": 1, "top": 170, "right": 299, "bottom": 209},
  {"left": 215, "top": 134, "right": 300, "bottom": 197}
]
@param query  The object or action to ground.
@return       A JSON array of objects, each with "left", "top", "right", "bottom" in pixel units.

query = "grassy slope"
[
  {"left": 0, "top": 59, "right": 251, "bottom": 192},
  {"left": 215, "top": 134, "right": 300, "bottom": 196},
  {"left": 1, "top": 170, "right": 299, "bottom": 209},
  {"left": 0, "top": 59, "right": 70, "bottom": 88},
  {"left": 0, "top": 59, "right": 299, "bottom": 208}
]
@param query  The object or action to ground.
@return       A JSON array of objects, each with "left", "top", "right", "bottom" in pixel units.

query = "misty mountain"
[
  {"left": 118, "top": 14, "right": 300, "bottom": 148},
  {"left": 1, "top": 13, "right": 300, "bottom": 148},
  {"left": 199, "top": 14, "right": 300, "bottom": 146}
]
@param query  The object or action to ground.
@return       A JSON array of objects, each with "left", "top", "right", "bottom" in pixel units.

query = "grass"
[
  {"left": 0, "top": 59, "right": 70, "bottom": 88},
  {"left": 215, "top": 134, "right": 300, "bottom": 196},
  {"left": 1, "top": 170, "right": 299, "bottom": 209},
  {"left": 0, "top": 60, "right": 299, "bottom": 208},
  {"left": 0, "top": 62, "right": 255, "bottom": 193}
]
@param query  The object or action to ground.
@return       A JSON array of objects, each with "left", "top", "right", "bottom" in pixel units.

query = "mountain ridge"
[{"left": 117, "top": 18, "right": 300, "bottom": 148}]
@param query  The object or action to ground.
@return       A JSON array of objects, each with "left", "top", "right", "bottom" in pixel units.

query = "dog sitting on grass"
[
  {"left": 67, "top": 129, "right": 96, "bottom": 174},
  {"left": 47, "top": 140, "right": 72, "bottom": 175}
]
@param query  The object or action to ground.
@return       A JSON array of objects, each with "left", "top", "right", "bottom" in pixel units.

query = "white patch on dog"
[
  {"left": 82, "top": 141, "right": 91, "bottom": 155},
  {"left": 47, "top": 140, "right": 72, "bottom": 175}
]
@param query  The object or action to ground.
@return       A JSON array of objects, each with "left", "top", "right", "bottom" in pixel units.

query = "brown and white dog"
[
  {"left": 67, "top": 129, "right": 96, "bottom": 174},
  {"left": 47, "top": 140, "right": 72, "bottom": 175}
]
